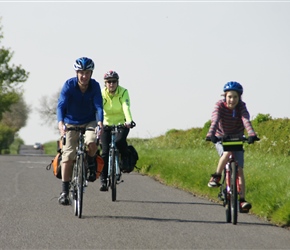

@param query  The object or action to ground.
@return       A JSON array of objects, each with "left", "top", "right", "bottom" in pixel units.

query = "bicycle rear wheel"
[
  {"left": 76, "top": 154, "right": 84, "bottom": 218},
  {"left": 231, "top": 162, "right": 238, "bottom": 225}
]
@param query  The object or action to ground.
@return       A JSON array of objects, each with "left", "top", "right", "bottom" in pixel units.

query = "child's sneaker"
[
  {"left": 208, "top": 173, "right": 221, "bottom": 187},
  {"left": 239, "top": 199, "right": 252, "bottom": 213}
]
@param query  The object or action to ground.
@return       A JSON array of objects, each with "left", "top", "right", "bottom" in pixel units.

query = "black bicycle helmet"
[
  {"left": 73, "top": 57, "right": 95, "bottom": 71},
  {"left": 104, "top": 70, "right": 119, "bottom": 79},
  {"left": 223, "top": 81, "right": 243, "bottom": 95}
]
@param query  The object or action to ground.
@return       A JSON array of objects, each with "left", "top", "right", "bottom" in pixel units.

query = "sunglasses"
[{"left": 106, "top": 80, "right": 117, "bottom": 84}]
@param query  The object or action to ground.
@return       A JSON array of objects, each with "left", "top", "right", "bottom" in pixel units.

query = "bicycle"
[
  {"left": 207, "top": 136, "right": 259, "bottom": 225},
  {"left": 63, "top": 126, "right": 96, "bottom": 218},
  {"left": 104, "top": 121, "right": 136, "bottom": 202}
]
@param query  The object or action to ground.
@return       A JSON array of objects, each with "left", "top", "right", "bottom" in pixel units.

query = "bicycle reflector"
[{"left": 222, "top": 141, "right": 243, "bottom": 152}]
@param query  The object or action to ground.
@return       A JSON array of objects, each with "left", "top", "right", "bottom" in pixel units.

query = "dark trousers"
[{"left": 100, "top": 126, "right": 130, "bottom": 182}]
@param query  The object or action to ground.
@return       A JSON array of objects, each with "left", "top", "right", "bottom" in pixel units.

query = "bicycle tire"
[
  {"left": 70, "top": 164, "right": 78, "bottom": 216},
  {"left": 73, "top": 188, "right": 78, "bottom": 216},
  {"left": 72, "top": 182, "right": 78, "bottom": 216},
  {"left": 111, "top": 150, "right": 117, "bottom": 202},
  {"left": 231, "top": 161, "right": 238, "bottom": 225},
  {"left": 225, "top": 169, "right": 231, "bottom": 223},
  {"left": 76, "top": 154, "right": 84, "bottom": 218}
]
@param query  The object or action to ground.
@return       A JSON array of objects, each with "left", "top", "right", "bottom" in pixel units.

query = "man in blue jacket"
[{"left": 57, "top": 57, "right": 103, "bottom": 205}]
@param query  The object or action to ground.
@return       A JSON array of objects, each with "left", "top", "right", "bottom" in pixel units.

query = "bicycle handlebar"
[
  {"left": 104, "top": 121, "right": 136, "bottom": 130},
  {"left": 62, "top": 126, "right": 96, "bottom": 146},
  {"left": 205, "top": 136, "right": 260, "bottom": 143},
  {"left": 130, "top": 121, "right": 136, "bottom": 128}
]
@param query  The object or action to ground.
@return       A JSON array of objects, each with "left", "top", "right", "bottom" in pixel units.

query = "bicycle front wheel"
[
  {"left": 76, "top": 154, "right": 84, "bottom": 218},
  {"left": 70, "top": 172, "right": 78, "bottom": 216},
  {"left": 110, "top": 150, "right": 117, "bottom": 202},
  {"left": 231, "top": 162, "right": 238, "bottom": 225},
  {"left": 70, "top": 161, "right": 78, "bottom": 216},
  {"left": 224, "top": 170, "right": 231, "bottom": 223}
]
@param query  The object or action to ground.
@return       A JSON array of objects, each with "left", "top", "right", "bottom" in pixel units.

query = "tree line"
[{"left": 0, "top": 18, "right": 30, "bottom": 153}]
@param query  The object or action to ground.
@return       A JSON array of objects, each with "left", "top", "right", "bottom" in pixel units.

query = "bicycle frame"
[{"left": 106, "top": 125, "right": 122, "bottom": 202}]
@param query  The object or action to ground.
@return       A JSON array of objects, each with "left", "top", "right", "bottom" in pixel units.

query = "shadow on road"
[
  {"left": 83, "top": 214, "right": 274, "bottom": 227},
  {"left": 118, "top": 199, "right": 219, "bottom": 206}
]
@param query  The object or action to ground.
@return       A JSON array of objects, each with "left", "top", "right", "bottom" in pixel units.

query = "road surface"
[{"left": 0, "top": 154, "right": 289, "bottom": 249}]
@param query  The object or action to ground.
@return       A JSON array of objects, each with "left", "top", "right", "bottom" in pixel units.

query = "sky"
[{"left": 1, "top": 1, "right": 290, "bottom": 145}]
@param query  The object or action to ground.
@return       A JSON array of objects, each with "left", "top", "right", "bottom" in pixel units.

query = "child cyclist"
[{"left": 206, "top": 81, "right": 259, "bottom": 213}]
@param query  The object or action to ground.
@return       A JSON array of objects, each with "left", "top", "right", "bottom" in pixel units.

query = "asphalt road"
[{"left": 0, "top": 153, "right": 289, "bottom": 249}]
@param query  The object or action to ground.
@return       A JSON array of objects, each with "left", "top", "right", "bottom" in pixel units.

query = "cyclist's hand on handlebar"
[
  {"left": 248, "top": 135, "right": 260, "bottom": 144},
  {"left": 124, "top": 122, "right": 131, "bottom": 128},
  {"left": 95, "top": 124, "right": 103, "bottom": 138},
  {"left": 124, "top": 121, "right": 136, "bottom": 129},
  {"left": 210, "top": 135, "right": 219, "bottom": 144}
]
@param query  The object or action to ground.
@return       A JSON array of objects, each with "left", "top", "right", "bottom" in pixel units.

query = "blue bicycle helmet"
[
  {"left": 223, "top": 81, "right": 243, "bottom": 95},
  {"left": 73, "top": 57, "right": 95, "bottom": 71},
  {"left": 104, "top": 70, "right": 119, "bottom": 79}
]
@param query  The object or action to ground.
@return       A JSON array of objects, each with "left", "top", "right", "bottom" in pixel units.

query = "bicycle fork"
[
  {"left": 226, "top": 162, "right": 241, "bottom": 192},
  {"left": 218, "top": 162, "right": 241, "bottom": 204},
  {"left": 107, "top": 149, "right": 123, "bottom": 186},
  {"left": 115, "top": 152, "right": 123, "bottom": 183}
]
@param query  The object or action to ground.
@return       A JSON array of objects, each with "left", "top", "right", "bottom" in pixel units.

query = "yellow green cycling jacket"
[{"left": 102, "top": 85, "right": 133, "bottom": 126}]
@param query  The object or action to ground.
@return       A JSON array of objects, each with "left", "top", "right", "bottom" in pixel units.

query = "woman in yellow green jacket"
[{"left": 100, "top": 70, "right": 134, "bottom": 191}]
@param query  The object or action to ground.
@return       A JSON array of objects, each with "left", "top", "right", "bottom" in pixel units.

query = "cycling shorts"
[{"left": 62, "top": 121, "right": 97, "bottom": 162}]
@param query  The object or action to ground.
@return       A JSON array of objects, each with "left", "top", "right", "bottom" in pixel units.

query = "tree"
[
  {"left": 36, "top": 89, "right": 61, "bottom": 132},
  {"left": 0, "top": 19, "right": 29, "bottom": 119},
  {"left": 0, "top": 94, "right": 30, "bottom": 153},
  {"left": 1, "top": 95, "right": 30, "bottom": 129},
  {"left": 0, "top": 18, "right": 30, "bottom": 152}
]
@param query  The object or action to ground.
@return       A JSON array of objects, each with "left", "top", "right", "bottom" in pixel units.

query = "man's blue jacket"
[{"left": 57, "top": 77, "right": 103, "bottom": 125}]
